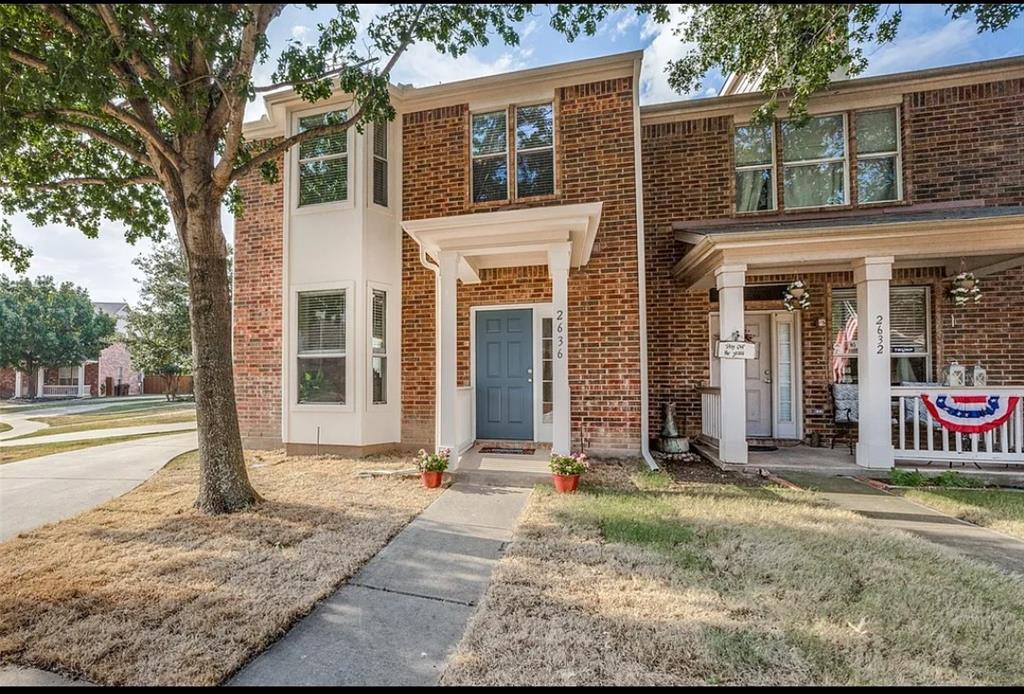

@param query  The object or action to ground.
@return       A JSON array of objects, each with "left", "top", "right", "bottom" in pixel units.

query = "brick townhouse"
[{"left": 234, "top": 50, "right": 1024, "bottom": 472}]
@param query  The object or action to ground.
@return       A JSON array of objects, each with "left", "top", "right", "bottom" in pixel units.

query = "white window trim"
[
  {"left": 290, "top": 102, "right": 355, "bottom": 214},
  {"left": 512, "top": 101, "right": 557, "bottom": 200},
  {"left": 291, "top": 281, "right": 355, "bottom": 412},
  {"left": 369, "top": 120, "right": 390, "bottom": 210},
  {"left": 781, "top": 111, "right": 850, "bottom": 210},
  {"left": 733, "top": 122, "right": 778, "bottom": 214},
  {"left": 855, "top": 106, "right": 904, "bottom": 205},
  {"left": 367, "top": 281, "right": 391, "bottom": 409},
  {"left": 470, "top": 108, "right": 510, "bottom": 203}
]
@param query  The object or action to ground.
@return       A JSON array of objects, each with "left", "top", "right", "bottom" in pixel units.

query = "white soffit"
[{"left": 402, "top": 202, "right": 603, "bottom": 284}]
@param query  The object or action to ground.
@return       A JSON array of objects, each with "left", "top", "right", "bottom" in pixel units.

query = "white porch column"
[
  {"left": 77, "top": 364, "right": 87, "bottom": 397},
  {"left": 716, "top": 264, "right": 748, "bottom": 465},
  {"left": 436, "top": 250, "right": 459, "bottom": 453},
  {"left": 853, "top": 256, "right": 895, "bottom": 469},
  {"left": 36, "top": 367, "right": 44, "bottom": 398},
  {"left": 549, "top": 244, "right": 572, "bottom": 456},
  {"left": 14, "top": 371, "right": 22, "bottom": 399}
]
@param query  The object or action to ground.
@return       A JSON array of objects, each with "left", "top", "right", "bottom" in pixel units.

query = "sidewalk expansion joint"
[{"left": 348, "top": 582, "right": 477, "bottom": 608}]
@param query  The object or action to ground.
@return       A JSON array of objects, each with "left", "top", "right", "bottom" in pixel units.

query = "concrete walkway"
[
  {"left": 0, "top": 421, "right": 196, "bottom": 447},
  {"left": 229, "top": 481, "right": 532, "bottom": 686},
  {"left": 0, "top": 396, "right": 168, "bottom": 441},
  {"left": 0, "top": 430, "right": 198, "bottom": 542},
  {"left": 780, "top": 472, "right": 1024, "bottom": 575}
]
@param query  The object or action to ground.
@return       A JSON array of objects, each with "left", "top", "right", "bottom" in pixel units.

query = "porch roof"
[
  {"left": 402, "top": 202, "right": 603, "bottom": 284},
  {"left": 672, "top": 204, "right": 1024, "bottom": 289}
]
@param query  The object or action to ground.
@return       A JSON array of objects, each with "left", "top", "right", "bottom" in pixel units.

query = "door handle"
[{"left": 762, "top": 369, "right": 771, "bottom": 384}]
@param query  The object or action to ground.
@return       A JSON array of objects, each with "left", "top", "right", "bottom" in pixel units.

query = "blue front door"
[{"left": 476, "top": 309, "right": 534, "bottom": 440}]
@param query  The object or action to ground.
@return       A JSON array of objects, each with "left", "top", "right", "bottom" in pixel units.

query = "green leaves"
[{"left": 0, "top": 275, "right": 116, "bottom": 372}]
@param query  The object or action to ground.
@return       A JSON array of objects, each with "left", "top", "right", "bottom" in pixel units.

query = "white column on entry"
[
  {"left": 436, "top": 250, "right": 459, "bottom": 454},
  {"left": 853, "top": 256, "right": 895, "bottom": 469},
  {"left": 715, "top": 264, "right": 748, "bottom": 465},
  {"left": 14, "top": 371, "right": 22, "bottom": 399},
  {"left": 77, "top": 364, "right": 87, "bottom": 397},
  {"left": 36, "top": 367, "right": 44, "bottom": 398},
  {"left": 549, "top": 243, "right": 572, "bottom": 456}
]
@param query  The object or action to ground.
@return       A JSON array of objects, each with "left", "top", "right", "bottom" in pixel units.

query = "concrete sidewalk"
[
  {"left": 779, "top": 472, "right": 1024, "bottom": 575},
  {"left": 0, "top": 430, "right": 198, "bottom": 542},
  {"left": 229, "top": 481, "right": 532, "bottom": 687},
  {"left": 0, "top": 421, "right": 196, "bottom": 447}
]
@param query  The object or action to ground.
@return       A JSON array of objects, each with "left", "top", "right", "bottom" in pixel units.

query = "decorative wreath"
[
  {"left": 783, "top": 280, "right": 810, "bottom": 312},
  {"left": 950, "top": 272, "right": 981, "bottom": 308}
]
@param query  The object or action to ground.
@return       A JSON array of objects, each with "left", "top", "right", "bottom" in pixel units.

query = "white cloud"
[
  {"left": 640, "top": 7, "right": 697, "bottom": 104},
  {"left": 862, "top": 18, "right": 980, "bottom": 76},
  {"left": 390, "top": 43, "right": 532, "bottom": 88}
]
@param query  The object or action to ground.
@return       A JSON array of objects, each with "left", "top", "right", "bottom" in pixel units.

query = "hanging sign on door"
[{"left": 715, "top": 340, "right": 757, "bottom": 360}]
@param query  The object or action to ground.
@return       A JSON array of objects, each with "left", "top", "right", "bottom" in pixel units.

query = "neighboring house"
[
  {"left": 233, "top": 50, "right": 1024, "bottom": 473},
  {"left": 2, "top": 302, "right": 144, "bottom": 399}
]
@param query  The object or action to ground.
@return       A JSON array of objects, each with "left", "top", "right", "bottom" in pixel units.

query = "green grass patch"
[
  {"left": 0, "top": 429, "right": 194, "bottom": 466},
  {"left": 0, "top": 396, "right": 166, "bottom": 415},
  {"left": 0, "top": 422, "right": 11, "bottom": 434},
  {"left": 898, "top": 487, "right": 1024, "bottom": 541},
  {"left": 12, "top": 408, "right": 196, "bottom": 440},
  {"left": 889, "top": 468, "right": 984, "bottom": 488}
]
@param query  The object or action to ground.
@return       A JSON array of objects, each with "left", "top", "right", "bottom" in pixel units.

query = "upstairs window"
[
  {"left": 297, "top": 290, "right": 347, "bottom": 404},
  {"left": 297, "top": 109, "right": 349, "bottom": 207},
  {"left": 856, "top": 108, "right": 901, "bottom": 204},
  {"left": 471, "top": 111, "right": 509, "bottom": 203},
  {"left": 781, "top": 114, "right": 847, "bottom": 208},
  {"left": 371, "top": 288, "right": 388, "bottom": 405},
  {"left": 734, "top": 124, "right": 775, "bottom": 212},
  {"left": 372, "top": 120, "right": 389, "bottom": 207},
  {"left": 515, "top": 103, "right": 555, "bottom": 198}
]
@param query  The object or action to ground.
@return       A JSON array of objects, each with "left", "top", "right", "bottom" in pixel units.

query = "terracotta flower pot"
[
  {"left": 552, "top": 473, "right": 580, "bottom": 493},
  {"left": 421, "top": 470, "right": 444, "bottom": 488}
]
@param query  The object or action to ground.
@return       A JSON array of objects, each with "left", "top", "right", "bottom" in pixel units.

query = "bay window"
[
  {"left": 781, "top": 113, "right": 848, "bottom": 208},
  {"left": 856, "top": 108, "right": 901, "bottom": 204},
  {"left": 371, "top": 288, "right": 388, "bottom": 405},
  {"left": 297, "top": 290, "right": 347, "bottom": 404},
  {"left": 734, "top": 124, "right": 775, "bottom": 212},
  {"left": 297, "top": 109, "right": 349, "bottom": 207},
  {"left": 830, "top": 286, "right": 930, "bottom": 385}
]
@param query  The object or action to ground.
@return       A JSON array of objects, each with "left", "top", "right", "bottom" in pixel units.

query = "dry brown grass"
[
  {"left": 0, "top": 450, "right": 441, "bottom": 685},
  {"left": 442, "top": 461, "right": 1024, "bottom": 686}
]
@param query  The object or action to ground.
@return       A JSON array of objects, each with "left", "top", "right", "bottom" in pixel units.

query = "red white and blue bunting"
[{"left": 920, "top": 393, "right": 1020, "bottom": 434}]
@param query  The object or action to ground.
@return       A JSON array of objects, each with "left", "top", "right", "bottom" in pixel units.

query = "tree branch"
[
  {"left": 251, "top": 60, "right": 377, "bottom": 93},
  {"left": 5, "top": 46, "right": 50, "bottom": 72},
  {"left": 227, "top": 4, "right": 425, "bottom": 186},
  {"left": 94, "top": 4, "right": 177, "bottom": 114},
  {"left": 7, "top": 175, "right": 160, "bottom": 190}
]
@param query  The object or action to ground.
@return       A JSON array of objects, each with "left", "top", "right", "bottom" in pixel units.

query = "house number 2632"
[
  {"left": 555, "top": 309, "right": 565, "bottom": 360},
  {"left": 875, "top": 314, "right": 885, "bottom": 355}
]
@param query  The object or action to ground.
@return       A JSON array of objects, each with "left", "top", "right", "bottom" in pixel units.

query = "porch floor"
[
  {"left": 693, "top": 439, "right": 1024, "bottom": 486},
  {"left": 453, "top": 443, "right": 551, "bottom": 487}
]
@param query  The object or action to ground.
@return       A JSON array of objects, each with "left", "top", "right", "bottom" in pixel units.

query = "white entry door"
[
  {"left": 709, "top": 312, "right": 775, "bottom": 439},
  {"left": 744, "top": 314, "right": 772, "bottom": 438}
]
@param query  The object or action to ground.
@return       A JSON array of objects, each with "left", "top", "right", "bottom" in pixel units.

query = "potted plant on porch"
[
  {"left": 549, "top": 451, "right": 590, "bottom": 493},
  {"left": 415, "top": 447, "right": 450, "bottom": 488}
]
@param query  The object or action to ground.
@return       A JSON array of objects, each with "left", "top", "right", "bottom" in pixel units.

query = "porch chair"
[{"left": 830, "top": 383, "right": 858, "bottom": 454}]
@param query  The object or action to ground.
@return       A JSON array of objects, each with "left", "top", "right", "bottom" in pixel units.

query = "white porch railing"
[
  {"left": 700, "top": 387, "right": 721, "bottom": 442},
  {"left": 456, "top": 386, "right": 474, "bottom": 454},
  {"left": 41, "top": 384, "right": 81, "bottom": 398},
  {"left": 892, "top": 386, "right": 1024, "bottom": 465}
]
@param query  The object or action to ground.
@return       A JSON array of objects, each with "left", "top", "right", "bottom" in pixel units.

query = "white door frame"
[
  {"left": 470, "top": 303, "right": 553, "bottom": 443},
  {"left": 708, "top": 309, "right": 803, "bottom": 440}
]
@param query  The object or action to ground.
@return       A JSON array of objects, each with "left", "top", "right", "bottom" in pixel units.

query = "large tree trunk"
[{"left": 181, "top": 191, "right": 261, "bottom": 514}]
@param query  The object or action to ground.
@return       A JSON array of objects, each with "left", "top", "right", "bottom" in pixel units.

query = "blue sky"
[{"left": 4, "top": 4, "right": 1022, "bottom": 303}]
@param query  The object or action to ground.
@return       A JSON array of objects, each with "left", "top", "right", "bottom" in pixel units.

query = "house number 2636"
[
  {"left": 875, "top": 314, "right": 885, "bottom": 355},
  {"left": 555, "top": 310, "right": 565, "bottom": 360}
]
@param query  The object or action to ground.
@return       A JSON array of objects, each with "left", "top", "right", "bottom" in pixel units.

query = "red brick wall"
[
  {"left": 402, "top": 77, "right": 642, "bottom": 454},
  {"left": 232, "top": 150, "right": 284, "bottom": 448},
  {"left": 641, "top": 75, "right": 1024, "bottom": 442},
  {"left": 0, "top": 368, "right": 14, "bottom": 399},
  {"left": 98, "top": 343, "right": 143, "bottom": 395}
]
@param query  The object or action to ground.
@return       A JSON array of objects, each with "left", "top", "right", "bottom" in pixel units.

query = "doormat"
[
  {"left": 748, "top": 444, "right": 779, "bottom": 452},
  {"left": 479, "top": 447, "right": 536, "bottom": 455}
]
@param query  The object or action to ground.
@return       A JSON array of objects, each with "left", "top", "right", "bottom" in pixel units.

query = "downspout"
[
  {"left": 632, "top": 58, "right": 659, "bottom": 472},
  {"left": 418, "top": 243, "right": 442, "bottom": 451}
]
